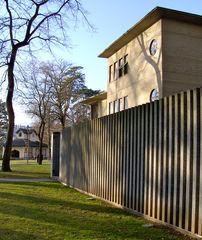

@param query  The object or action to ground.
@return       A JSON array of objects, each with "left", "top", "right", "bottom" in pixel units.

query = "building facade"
[
  {"left": 3, "top": 128, "right": 48, "bottom": 160},
  {"left": 85, "top": 7, "right": 202, "bottom": 118}
]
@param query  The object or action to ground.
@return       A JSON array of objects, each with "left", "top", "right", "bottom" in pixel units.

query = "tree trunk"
[
  {"left": 38, "top": 139, "right": 43, "bottom": 165},
  {"left": 2, "top": 50, "right": 17, "bottom": 172},
  {"left": 38, "top": 121, "right": 45, "bottom": 165}
]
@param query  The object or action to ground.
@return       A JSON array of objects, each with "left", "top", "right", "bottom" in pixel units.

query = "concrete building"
[{"left": 84, "top": 7, "right": 202, "bottom": 118}]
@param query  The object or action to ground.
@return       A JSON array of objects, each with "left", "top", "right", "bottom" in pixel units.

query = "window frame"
[
  {"left": 123, "top": 96, "right": 128, "bottom": 110},
  {"left": 150, "top": 89, "right": 159, "bottom": 102}
]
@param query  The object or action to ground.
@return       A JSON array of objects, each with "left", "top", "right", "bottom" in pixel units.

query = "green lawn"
[
  {"left": 0, "top": 161, "right": 194, "bottom": 240},
  {"left": 0, "top": 160, "right": 50, "bottom": 178},
  {"left": 0, "top": 182, "right": 193, "bottom": 240}
]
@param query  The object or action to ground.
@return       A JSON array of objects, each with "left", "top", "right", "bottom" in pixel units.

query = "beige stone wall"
[
  {"left": 98, "top": 99, "right": 107, "bottom": 118},
  {"left": 107, "top": 20, "right": 163, "bottom": 111},
  {"left": 162, "top": 19, "right": 202, "bottom": 96}
]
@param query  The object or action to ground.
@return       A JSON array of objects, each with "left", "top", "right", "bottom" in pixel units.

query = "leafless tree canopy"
[
  {"left": 0, "top": 0, "right": 86, "bottom": 68},
  {"left": 0, "top": 0, "right": 88, "bottom": 171},
  {"left": 20, "top": 60, "right": 87, "bottom": 128}
]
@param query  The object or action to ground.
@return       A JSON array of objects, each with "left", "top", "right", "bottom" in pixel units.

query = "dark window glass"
[
  {"left": 91, "top": 104, "right": 98, "bottom": 119},
  {"left": 124, "top": 54, "right": 128, "bottom": 74},
  {"left": 109, "top": 65, "right": 112, "bottom": 82},
  {"left": 124, "top": 96, "right": 128, "bottom": 109},
  {"left": 118, "top": 58, "right": 123, "bottom": 77}
]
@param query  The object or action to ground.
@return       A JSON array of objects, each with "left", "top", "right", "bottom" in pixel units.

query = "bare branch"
[{"left": 4, "top": 0, "right": 14, "bottom": 46}]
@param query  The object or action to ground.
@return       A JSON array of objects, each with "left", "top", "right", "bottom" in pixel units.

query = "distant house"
[
  {"left": 3, "top": 127, "right": 48, "bottom": 160},
  {"left": 84, "top": 7, "right": 202, "bottom": 118}
]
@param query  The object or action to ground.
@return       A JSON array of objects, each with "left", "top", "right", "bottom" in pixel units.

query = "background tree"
[
  {"left": 0, "top": 0, "right": 87, "bottom": 171},
  {"left": 68, "top": 88, "right": 101, "bottom": 124},
  {"left": 19, "top": 60, "right": 100, "bottom": 161},
  {"left": 42, "top": 60, "right": 86, "bottom": 129},
  {"left": 19, "top": 64, "right": 52, "bottom": 164}
]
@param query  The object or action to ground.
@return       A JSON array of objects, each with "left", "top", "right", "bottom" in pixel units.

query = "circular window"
[
  {"left": 149, "top": 39, "right": 157, "bottom": 56},
  {"left": 150, "top": 89, "right": 159, "bottom": 102}
]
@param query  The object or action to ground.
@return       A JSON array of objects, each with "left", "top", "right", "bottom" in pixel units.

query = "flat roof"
[
  {"left": 99, "top": 7, "right": 202, "bottom": 58},
  {"left": 82, "top": 91, "right": 107, "bottom": 105}
]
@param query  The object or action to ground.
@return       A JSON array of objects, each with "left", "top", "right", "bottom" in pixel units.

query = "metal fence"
[{"left": 56, "top": 88, "right": 202, "bottom": 238}]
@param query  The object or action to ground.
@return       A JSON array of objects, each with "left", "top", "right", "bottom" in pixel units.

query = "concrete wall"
[
  {"left": 162, "top": 19, "right": 202, "bottom": 96},
  {"left": 58, "top": 87, "right": 202, "bottom": 238},
  {"left": 107, "top": 20, "right": 162, "bottom": 111}
]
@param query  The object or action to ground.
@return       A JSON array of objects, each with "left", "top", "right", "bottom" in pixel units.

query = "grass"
[
  {"left": 0, "top": 160, "right": 50, "bottom": 178},
  {"left": 0, "top": 182, "right": 193, "bottom": 240},
  {"left": 0, "top": 161, "right": 194, "bottom": 239}
]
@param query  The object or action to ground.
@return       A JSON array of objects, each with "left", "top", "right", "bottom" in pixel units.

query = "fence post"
[
  {"left": 199, "top": 88, "right": 202, "bottom": 235},
  {"left": 51, "top": 132, "right": 60, "bottom": 178}
]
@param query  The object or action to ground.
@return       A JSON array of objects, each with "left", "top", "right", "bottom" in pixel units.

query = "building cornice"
[
  {"left": 82, "top": 91, "right": 107, "bottom": 105},
  {"left": 98, "top": 7, "right": 202, "bottom": 58}
]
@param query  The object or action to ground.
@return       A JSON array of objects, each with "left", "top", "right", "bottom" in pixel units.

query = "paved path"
[{"left": 0, "top": 178, "right": 57, "bottom": 183}]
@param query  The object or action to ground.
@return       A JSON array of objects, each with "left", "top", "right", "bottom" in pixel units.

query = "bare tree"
[
  {"left": 68, "top": 88, "right": 101, "bottom": 124},
  {"left": 0, "top": 0, "right": 87, "bottom": 171},
  {"left": 41, "top": 60, "right": 86, "bottom": 129},
  {"left": 20, "top": 63, "right": 51, "bottom": 164}
]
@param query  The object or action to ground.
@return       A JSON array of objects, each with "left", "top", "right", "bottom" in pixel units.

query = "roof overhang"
[
  {"left": 99, "top": 7, "right": 202, "bottom": 58},
  {"left": 82, "top": 91, "right": 107, "bottom": 105}
]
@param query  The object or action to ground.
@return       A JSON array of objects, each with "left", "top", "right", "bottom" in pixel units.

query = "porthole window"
[
  {"left": 150, "top": 89, "right": 159, "bottom": 102},
  {"left": 149, "top": 39, "right": 157, "bottom": 56}
]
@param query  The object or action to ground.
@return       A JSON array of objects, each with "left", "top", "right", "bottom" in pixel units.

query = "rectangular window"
[
  {"left": 114, "top": 61, "right": 118, "bottom": 80},
  {"left": 109, "top": 65, "right": 112, "bottom": 82},
  {"left": 119, "top": 98, "right": 123, "bottom": 111},
  {"left": 114, "top": 100, "right": 118, "bottom": 113},
  {"left": 124, "top": 54, "right": 128, "bottom": 74},
  {"left": 111, "top": 55, "right": 128, "bottom": 81},
  {"left": 124, "top": 96, "right": 128, "bottom": 110},
  {"left": 118, "top": 58, "right": 124, "bottom": 77},
  {"left": 91, "top": 104, "right": 98, "bottom": 119},
  {"left": 109, "top": 102, "right": 113, "bottom": 114}
]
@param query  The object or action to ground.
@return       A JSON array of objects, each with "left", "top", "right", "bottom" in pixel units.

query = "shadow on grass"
[
  {"left": 0, "top": 172, "right": 50, "bottom": 178},
  {"left": 0, "top": 186, "right": 130, "bottom": 217},
  {"left": 0, "top": 183, "right": 191, "bottom": 240},
  {"left": 0, "top": 228, "right": 46, "bottom": 240}
]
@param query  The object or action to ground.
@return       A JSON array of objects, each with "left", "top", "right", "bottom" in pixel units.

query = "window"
[
  {"left": 119, "top": 98, "right": 123, "bottom": 111},
  {"left": 91, "top": 104, "right": 98, "bottom": 119},
  {"left": 114, "top": 61, "right": 118, "bottom": 80},
  {"left": 109, "top": 97, "right": 127, "bottom": 114},
  {"left": 124, "top": 54, "right": 128, "bottom": 74},
  {"left": 150, "top": 89, "right": 159, "bottom": 102},
  {"left": 118, "top": 55, "right": 128, "bottom": 78},
  {"left": 19, "top": 132, "right": 22, "bottom": 137},
  {"left": 124, "top": 96, "right": 128, "bottom": 110},
  {"left": 118, "top": 58, "right": 124, "bottom": 78},
  {"left": 150, "top": 39, "right": 157, "bottom": 56},
  {"left": 109, "top": 55, "right": 128, "bottom": 82},
  {"left": 114, "top": 100, "right": 118, "bottom": 113},
  {"left": 109, "top": 102, "right": 113, "bottom": 114},
  {"left": 109, "top": 65, "right": 113, "bottom": 82}
]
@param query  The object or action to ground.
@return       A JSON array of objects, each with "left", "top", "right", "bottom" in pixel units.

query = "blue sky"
[
  {"left": 11, "top": 0, "right": 202, "bottom": 124},
  {"left": 61, "top": 0, "right": 202, "bottom": 91}
]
